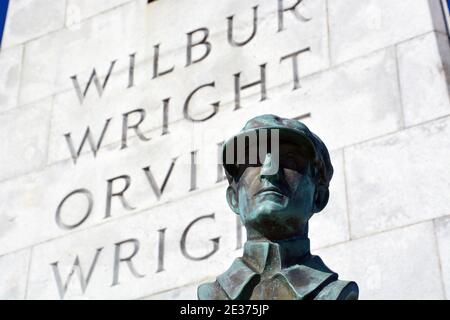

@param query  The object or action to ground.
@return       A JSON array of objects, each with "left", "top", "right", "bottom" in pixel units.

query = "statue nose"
[{"left": 261, "top": 153, "right": 280, "bottom": 178}]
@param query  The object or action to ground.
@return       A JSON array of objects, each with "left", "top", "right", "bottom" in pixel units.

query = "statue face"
[{"left": 228, "top": 141, "right": 317, "bottom": 240}]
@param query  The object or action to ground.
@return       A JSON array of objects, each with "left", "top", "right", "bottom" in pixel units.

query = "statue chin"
[
  {"left": 243, "top": 203, "right": 312, "bottom": 239},
  {"left": 258, "top": 200, "right": 287, "bottom": 213},
  {"left": 244, "top": 211, "right": 297, "bottom": 239}
]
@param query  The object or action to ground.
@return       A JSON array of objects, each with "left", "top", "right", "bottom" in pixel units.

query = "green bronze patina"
[{"left": 198, "top": 114, "right": 359, "bottom": 300}]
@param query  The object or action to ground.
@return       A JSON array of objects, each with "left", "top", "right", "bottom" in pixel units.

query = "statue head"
[{"left": 223, "top": 114, "right": 333, "bottom": 241}]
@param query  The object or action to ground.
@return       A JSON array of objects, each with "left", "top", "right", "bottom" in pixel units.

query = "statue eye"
[
  {"left": 281, "top": 153, "right": 298, "bottom": 170},
  {"left": 281, "top": 152, "right": 309, "bottom": 174}
]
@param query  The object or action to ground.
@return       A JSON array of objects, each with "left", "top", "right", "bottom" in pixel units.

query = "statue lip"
[{"left": 255, "top": 186, "right": 285, "bottom": 197}]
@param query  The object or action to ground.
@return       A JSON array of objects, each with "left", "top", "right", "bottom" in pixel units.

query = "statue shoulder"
[
  {"left": 197, "top": 280, "right": 229, "bottom": 300},
  {"left": 301, "top": 255, "right": 359, "bottom": 300},
  {"left": 314, "top": 279, "right": 359, "bottom": 300},
  {"left": 197, "top": 257, "right": 259, "bottom": 300}
]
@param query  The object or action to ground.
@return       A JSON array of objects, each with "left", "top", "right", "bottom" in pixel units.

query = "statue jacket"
[{"left": 198, "top": 239, "right": 358, "bottom": 300}]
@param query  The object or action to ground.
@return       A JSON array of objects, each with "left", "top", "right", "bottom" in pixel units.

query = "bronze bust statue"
[{"left": 198, "top": 114, "right": 358, "bottom": 300}]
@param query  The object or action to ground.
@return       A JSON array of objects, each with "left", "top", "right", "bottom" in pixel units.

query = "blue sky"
[{"left": 0, "top": 0, "right": 10, "bottom": 47}]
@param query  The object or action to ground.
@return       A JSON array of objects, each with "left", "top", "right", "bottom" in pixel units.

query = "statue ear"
[
  {"left": 226, "top": 186, "right": 240, "bottom": 215},
  {"left": 313, "top": 185, "right": 329, "bottom": 213}
]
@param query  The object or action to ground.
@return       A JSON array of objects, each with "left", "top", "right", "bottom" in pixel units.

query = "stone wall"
[{"left": 0, "top": 0, "right": 449, "bottom": 300}]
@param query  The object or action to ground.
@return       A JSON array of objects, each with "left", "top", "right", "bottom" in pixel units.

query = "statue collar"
[
  {"left": 217, "top": 239, "right": 338, "bottom": 300},
  {"left": 243, "top": 237, "right": 311, "bottom": 272}
]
